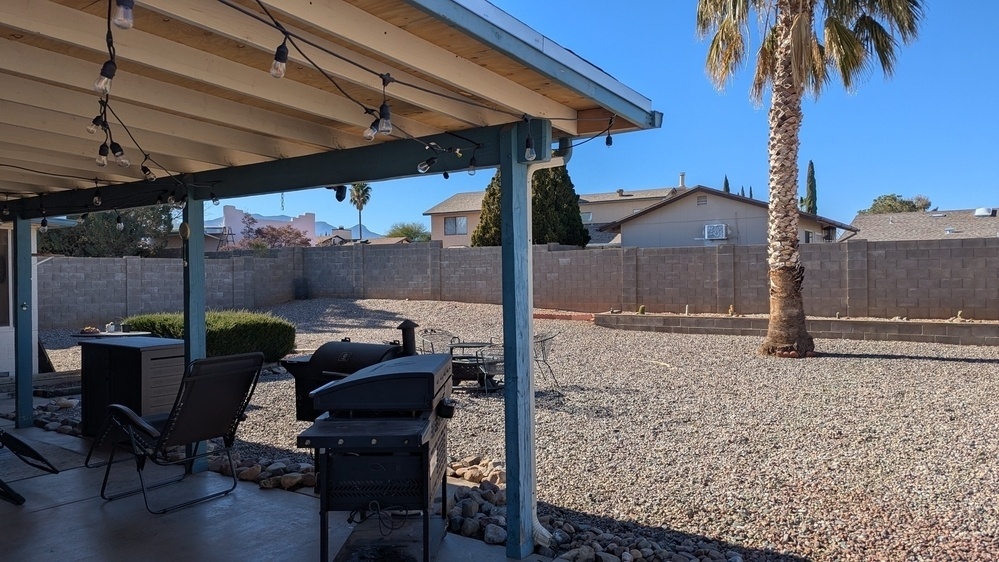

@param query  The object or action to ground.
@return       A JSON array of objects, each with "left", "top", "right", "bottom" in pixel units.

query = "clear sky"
[{"left": 212, "top": 1, "right": 999, "bottom": 234}]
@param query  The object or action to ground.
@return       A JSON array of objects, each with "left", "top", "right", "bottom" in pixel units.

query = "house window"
[
  {"left": 444, "top": 216, "right": 467, "bottom": 235},
  {"left": 580, "top": 212, "right": 592, "bottom": 223},
  {"left": 822, "top": 226, "right": 836, "bottom": 241},
  {"left": 697, "top": 195, "right": 707, "bottom": 205},
  {"left": 804, "top": 230, "right": 814, "bottom": 243}
]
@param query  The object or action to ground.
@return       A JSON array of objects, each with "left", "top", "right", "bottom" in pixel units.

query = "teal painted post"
[
  {"left": 182, "top": 202, "right": 206, "bottom": 362},
  {"left": 182, "top": 202, "right": 208, "bottom": 470},
  {"left": 500, "top": 121, "right": 538, "bottom": 559},
  {"left": 12, "top": 218, "right": 34, "bottom": 428}
]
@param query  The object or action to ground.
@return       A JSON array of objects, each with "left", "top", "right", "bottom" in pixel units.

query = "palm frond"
[
  {"left": 854, "top": 14, "right": 899, "bottom": 76},
  {"left": 788, "top": 11, "right": 815, "bottom": 92},
  {"left": 704, "top": 17, "right": 749, "bottom": 89},
  {"left": 823, "top": 16, "right": 867, "bottom": 91},
  {"left": 750, "top": 27, "right": 777, "bottom": 104}
]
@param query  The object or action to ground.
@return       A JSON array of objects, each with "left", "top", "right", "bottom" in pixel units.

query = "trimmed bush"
[{"left": 125, "top": 310, "right": 296, "bottom": 362}]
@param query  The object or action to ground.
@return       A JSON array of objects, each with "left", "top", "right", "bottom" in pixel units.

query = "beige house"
[{"left": 599, "top": 186, "right": 856, "bottom": 247}]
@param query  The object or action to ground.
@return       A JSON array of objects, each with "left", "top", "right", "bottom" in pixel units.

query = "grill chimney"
[
  {"left": 679, "top": 172, "right": 686, "bottom": 188},
  {"left": 397, "top": 319, "right": 419, "bottom": 356}
]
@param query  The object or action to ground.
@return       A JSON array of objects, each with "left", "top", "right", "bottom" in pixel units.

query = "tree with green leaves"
[
  {"left": 531, "top": 166, "right": 590, "bottom": 246},
  {"left": 385, "top": 221, "right": 431, "bottom": 242},
  {"left": 697, "top": 0, "right": 923, "bottom": 357},
  {"left": 471, "top": 166, "right": 590, "bottom": 247},
  {"left": 723, "top": 175, "right": 730, "bottom": 193},
  {"left": 858, "top": 193, "right": 931, "bottom": 215},
  {"left": 39, "top": 206, "right": 175, "bottom": 257},
  {"left": 471, "top": 172, "right": 503, "bottom": 247},
  {"left": 349, "top": 182, "right": 372, "bottom": 238},
  {"left": 801, "top": 160, "right": 818, "bottom": 214}
]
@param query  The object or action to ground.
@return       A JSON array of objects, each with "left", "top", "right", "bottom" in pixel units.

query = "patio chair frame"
[
  {"left": 85, "top": 352, "right": 264, "bottom": 514},
  {"left": 533, "top": 331, "right": 560, "bottom": 386},
  {"left": 0, "top": 429, "right": 60, "bottom": 505}
]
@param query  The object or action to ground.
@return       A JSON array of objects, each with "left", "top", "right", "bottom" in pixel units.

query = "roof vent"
[
  {"left": 974, "top": 207, "right": 994, "bottom": 217},
  {"left": 944, "top": 227, "right": 956, "bottom": 234}
]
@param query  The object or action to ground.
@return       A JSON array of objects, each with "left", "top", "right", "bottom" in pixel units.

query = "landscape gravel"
[{"left": 40, "top": 298, "right": 999, "bottom": 561}]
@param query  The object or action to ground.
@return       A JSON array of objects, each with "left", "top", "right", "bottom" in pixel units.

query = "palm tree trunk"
[
  {"left": 760, "top": 1, "right": 815, "bottom": 357},
  {"left": 357, "top": 209, "right": 361, "bottom": 239}
]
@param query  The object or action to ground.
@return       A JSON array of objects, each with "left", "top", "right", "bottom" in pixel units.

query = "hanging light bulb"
[
  {"left": 112, "top": 0, "right": 135, "bottom": 30},
  {"left": 116, "top": 214, "right": 124, "bottom": 231},
  {"left": 93, "top": 189, "right": 102, "bottom": 207},
  {"left": 93, "top": 60, "right": 116, "bottom": 95},
  {"left": 156, "top": 194, "right": 164, "bottom": 205},
  {"left": 467, "top": 157, "right": 477, "bottom": 176},
  {"left": 77, "top": 213, "right": 89, "bottom": 225},
  {"left": 141, "top": 164, "right": 156, "bottom": 181},
  {"left": 109, "top": 142, "right": 130, "bottom": 167},
  {"left": 39, "top": 217, "right": 49, "bottom": 234},
  {"left": 96, "top": 143, "right": 110, "bottom": 167},
  {"left": 363, "top": 118, "right": 380, "bottom": 142},
  {"left": 377, "top": 102, "right": 392, "bottom": 134},
  {"left": 417, "top": 156, "right": 438, "bottom": 174},
  {"left": 176, "top": 195, "right": 188, "bottom": 210},
  {"left": 86, "top": 115, "right": 104, "bottom": 134},
  {"left": 605, "top": 132, "right": 613, "bottom": 147},
  {"left": 2, "top": 203, "right": 10, "bottom": 216},
  {"left": 167, "top": 192, "right": 176, "bottom": 205},
  {"left": 524, "top": 135, "right": 537, "bottom": 161},
  {"left": 211, "top": 193, "right": 220, "bottom": 206},
  {"left": 443, "top": 171, "right": 450, "bottom": 180},
  {"left": 270, "top": 39, "right": 289, "bottom": 78}
]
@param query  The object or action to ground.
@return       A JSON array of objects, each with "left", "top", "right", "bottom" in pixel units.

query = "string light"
[
  {"left": 2, "top": 200, "right": 9, "bottom": 216},
  {"left": 467, "top": 156, "right": 477, "bottom": 176},
  {"left": 605, "top": 132, "right": 613, "bottom": 147},
  {"left": 40, "top": 216, "right": 49, "bottom": 234},
  {"left": 87, "top": 115, "right": 105, "bottom": 134},
  {"left": 93, "top": 189, "right": 103, "bottom": 207},
  {"left": 93, "top": 60, "right": 116, "bottom": 95},
  {"left": 112, "top": 0, "right": 135, "bottom": 30},
  {"left": 109, "top": 142, "right": 130, "bottom": 167},
  {"left": 116, "top": 212, "right": 124, "bottom": 231},
  {"left": 141, "top": 164, "right": 156, "bottom": 181},
  {"left": 96, "top": 143, "right": 110, "bottom": 167},
  {"left": 362, "top": 118, "right": 380, "bottom": 142},
  {"left": 211, "top": 193, "right": 220, "bottom": 205},
  {"left": 523, "top": 116, "right": 537, "bottom": 161},
  {"left": 417, "top": 156, "right": 437, "bottom": 174},
  {"left": 443, "top": 171, "right": 449, "bottom": 180},
  {"left": 270, "top": 38, "right": 289, "bottom": 78}
]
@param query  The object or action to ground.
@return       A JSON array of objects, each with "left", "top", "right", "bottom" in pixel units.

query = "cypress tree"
[
  {"left": 802, "top": 160, "right": 818, "bottom": 214},
  {"left": 470, "top": 166, "right": 590, "bottom": 247},
  {"left": 749, "top": 185, "right": 754, "bottom": 199},
  {"left": 470, "top": 171, "right": 503, "bottom": 246},
  {"left": 740, "top": 186, "right": 746, "bottom": 197},
  {"left": 723, "top": 175, "right": 730, "bottom": 193}
]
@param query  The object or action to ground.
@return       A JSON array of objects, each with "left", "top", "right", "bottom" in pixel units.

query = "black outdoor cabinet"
[{"left": 79, "top": 337, "right": 185, "bottom": 436}]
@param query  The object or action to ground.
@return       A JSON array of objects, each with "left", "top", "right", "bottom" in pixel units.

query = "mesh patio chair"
[
  {"left": 0, "top": 429, "right": 60, "bottom": 505},
  {"left": 84, "top": 352, "right": 264, "bottom": 514},
  {"left": 474, "top": 343, "right": 505, "bottom": 393},
  {"left": 533, "top": 331, "right": 560, "bottom": 386}
]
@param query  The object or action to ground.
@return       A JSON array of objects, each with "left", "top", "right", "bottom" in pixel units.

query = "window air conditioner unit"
[{"left": 704, "top": 224, "right": 727, "bottom": 240}]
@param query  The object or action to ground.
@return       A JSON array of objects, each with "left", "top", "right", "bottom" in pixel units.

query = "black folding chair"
[
  {"left": 84, "top": 352, "right": 264, "bottom": 514},
  {"left": 0, "top": 429, "right": 60, "bottom": 505},
  {"left": 533, "top": 331, "right": 561, "bottom": 386}
]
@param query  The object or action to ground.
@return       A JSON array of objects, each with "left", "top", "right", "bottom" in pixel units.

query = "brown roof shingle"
[{"left": 848, "top": 208, "right": 999, "bottom": 241}]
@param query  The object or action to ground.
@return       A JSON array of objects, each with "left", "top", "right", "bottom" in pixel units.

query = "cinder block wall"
[{"left": 35, "top": 237, "right": 999, "bottom": 329}]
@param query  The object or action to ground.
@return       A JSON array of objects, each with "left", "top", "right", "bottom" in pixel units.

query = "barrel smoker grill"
[
  {"left": 281, "top": 320, "right": 419, "bottom": 421},
  {"left": 297, "top": 353, "right": 454, "bottom": 562}
]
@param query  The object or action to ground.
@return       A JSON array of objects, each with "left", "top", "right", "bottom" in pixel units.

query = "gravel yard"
[{"left": 41, "top": 298, "right": 999, "bottom": 561}]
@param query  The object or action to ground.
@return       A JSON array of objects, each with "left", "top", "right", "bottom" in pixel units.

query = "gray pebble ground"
[{"left": 41, "top": 298, "right": 999, "bottom": 561}]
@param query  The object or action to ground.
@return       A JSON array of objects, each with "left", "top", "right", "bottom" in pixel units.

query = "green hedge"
[{"left": 124, "top": 310, "right": 296, "bottom": 362}]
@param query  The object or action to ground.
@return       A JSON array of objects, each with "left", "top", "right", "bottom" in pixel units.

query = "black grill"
[
  {"left": 297, "top": 353, "right": 453, "bottom": 562},
  {"left": 281, "top": 320, "right": 418, "bottom": 421}
]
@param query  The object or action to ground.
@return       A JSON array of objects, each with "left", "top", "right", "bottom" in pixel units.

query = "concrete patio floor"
[{"left": 0, "top": 419, "right": 549, "bottom": 562}]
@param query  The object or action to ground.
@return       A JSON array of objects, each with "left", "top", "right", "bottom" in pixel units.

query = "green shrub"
[{"left": 125, "top": 310, "right": 296, "bottom": 362}]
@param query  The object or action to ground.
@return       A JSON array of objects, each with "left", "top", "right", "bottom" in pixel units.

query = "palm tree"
[
  {"left": 696, "top": 0, "right": 922, "bottom": 357},
  {"left": 349, "top": 182, "right": 371, "bottom": 239}
]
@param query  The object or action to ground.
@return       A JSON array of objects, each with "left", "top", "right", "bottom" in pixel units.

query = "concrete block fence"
[{"left": 35, "top": 237, "right": 999, "bottom": 329}]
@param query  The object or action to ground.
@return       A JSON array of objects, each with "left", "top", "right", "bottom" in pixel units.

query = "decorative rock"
[
  {"left": 458, "top": 498, "right": 479, "bottom": 518},
  {"left": 259, "top": 476, "right": 282, "bottom": 489},
  {"left": 596, "top": 553, "right": 620, "bottom": 562},
  {"left": 280, "top": 472, "right": 303, "bottom": 489},
  {"left": 463, "top": 467, "right": 483, "bottom": 483},
  {"left": 448, "top": 515, "right": 464, "bottom": 533},
  {"left": 483, "top": 523, "right": 507, "bottom": 545},
  {"left": 265, "top": 462, "right": 287, "bottom": 474},
  {"left": 301, "top": 473, "right": 317, "bottom": 487},
  {"left": 56, "top": 424, "right": 74, "bottom": 434},
  {"left": 238, "top": 464, "right": 262, "bottom": 481},
  {"left": 208, "top": 456, "right": 224, "bottom": 472},
  {"left": 44, "top": 421, "right": 61, "bottom": 431},
  {"left": 459, "top": 518, "right": 481, "bottom": 538}
]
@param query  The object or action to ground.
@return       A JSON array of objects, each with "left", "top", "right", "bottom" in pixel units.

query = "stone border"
[{"left": 594, "top": 314, "right": 999, "bottom": 347}]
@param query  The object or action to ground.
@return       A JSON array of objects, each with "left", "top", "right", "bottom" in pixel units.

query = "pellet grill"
[{"left": 297, "top": 353, "right": 454, "bottom": 562}]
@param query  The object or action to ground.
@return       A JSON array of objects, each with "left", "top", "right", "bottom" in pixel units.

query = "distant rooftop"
[{"left": 848, "top": 208, "right": 999, "bottom": 241}]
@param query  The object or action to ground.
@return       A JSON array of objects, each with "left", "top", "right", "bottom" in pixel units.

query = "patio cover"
[{"left": 0, "top": 1, "right": 661, "bottom": 557}]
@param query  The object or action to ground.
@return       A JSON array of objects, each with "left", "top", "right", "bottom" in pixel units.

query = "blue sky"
[{"left": 213, "top": 1, "right": 999, "bottom": 234}]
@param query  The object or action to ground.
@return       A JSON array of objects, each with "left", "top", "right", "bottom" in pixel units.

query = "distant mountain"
[{"left": 207, "top": 213, "right": 382, "bottom": 239}]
